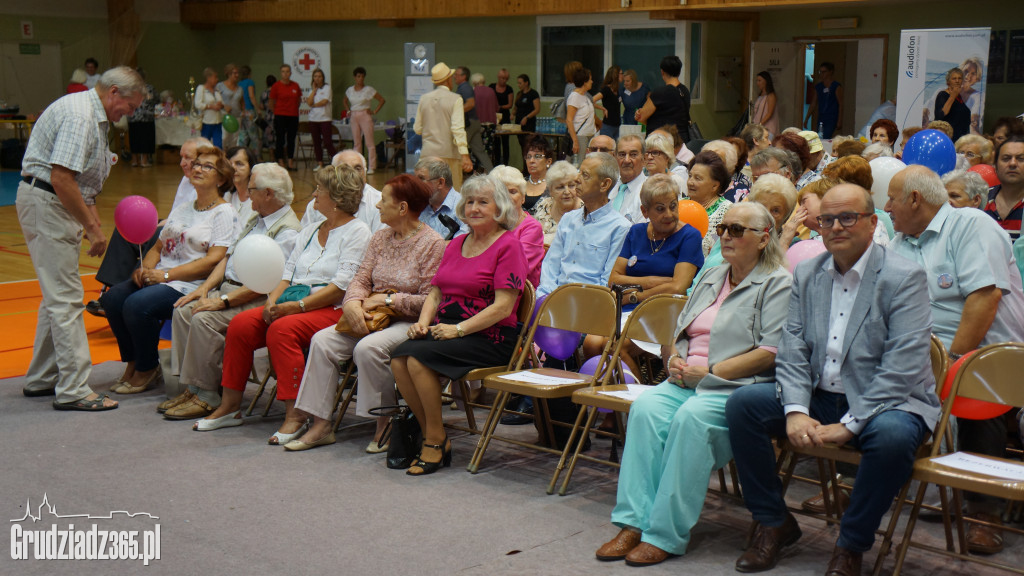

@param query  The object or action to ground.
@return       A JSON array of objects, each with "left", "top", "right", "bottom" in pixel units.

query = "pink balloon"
[
  {"left": 786, "top": 240, "right": 828, "bottom": 274},
  {"left": 115, "top": 196, "right": 159, "bottom": 244}
]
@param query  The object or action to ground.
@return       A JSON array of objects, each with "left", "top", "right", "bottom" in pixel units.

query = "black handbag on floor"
[{"left": 369, "top": 405, "right": 422, "bottom": 469}]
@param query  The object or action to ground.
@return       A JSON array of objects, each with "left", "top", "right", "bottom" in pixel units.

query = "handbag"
[
  {"left": 276, "top": 284, "right": 311, "bottom": 304},
  {"left": 368, "top": 405, "right": 422, "bottom": 469},
  {"left": 335, "top": 292, "right": 398, "bottom": 337}
]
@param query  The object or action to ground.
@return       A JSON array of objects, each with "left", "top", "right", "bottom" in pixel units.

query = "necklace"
[
  {"left": 195, "top": 200, "right": 218, "bottom": 212},
  {"left": 729, "top": 272, "right": 740, "bottom": 288},
  {"left": 529, "top": 176, "right": 546, "bottom": 185},
  {"left": 648, "top": 227, "right": 668, "bottom": 254},
  {"left": 396, "top": 222, "right": 422, "bottom": 241}
]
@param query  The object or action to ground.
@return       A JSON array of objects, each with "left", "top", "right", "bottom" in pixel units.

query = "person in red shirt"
[
  {"left": 66, "top": 69, "right": 88, "bottom": 94},
  {"left": 269, "top": 64, "right": 302, "bottom": 171}
]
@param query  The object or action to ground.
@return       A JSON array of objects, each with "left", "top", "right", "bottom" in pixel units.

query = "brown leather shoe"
[
  {"left": 966, "top": 513, "right": 1004, "bottom": 555},
  {"left": 625, "top": 542, "right": 675, "bottom": 567},
  {"left": 801, "top": 487, "right": 851, "bottom": 515},
  {"left": 595, "top": 528, "right": 641, "bottom": 561},
  {"left": 736, "top": 513, "right": 802, "bottom": 573},
  {"left": 157, "top": 390, "right": 194, "bottom": 414},
  {"left": 825, "top": 544, "right": 862, "bottom": 576},
  {"left": 163, "top": 396, "right": 215, "bottom": 420}
]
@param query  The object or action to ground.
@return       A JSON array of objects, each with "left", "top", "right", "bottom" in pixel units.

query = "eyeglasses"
[
  {"left": 588, "top": 146, "right": 613, "bottom": 153},
  {"left": 191, "top": 162, "right": 218, "bottom": 173},
  {"left": 525, "top": 154, "right": 547, "bottom": 161},
  {"left": 645, "top": 150, "right": 668, "bottom": 158},
  {"left": 716, "top": 223, "right": 769, "bottom": 237},
  {"left": 963, "top": 151, "right": 980, "bottom": 160},
  {"left": 816, "top": 211, "right": 874, "bottom": 229},
  {"left": 616, "top": 151, "right": 642, "bottom": 160}
]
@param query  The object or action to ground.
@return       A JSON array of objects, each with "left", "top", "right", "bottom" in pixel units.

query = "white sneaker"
[{"left": 366, "top": 168, "right": 375, "bottom": 175}]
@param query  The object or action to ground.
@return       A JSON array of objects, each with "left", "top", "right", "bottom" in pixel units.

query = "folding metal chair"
[
  {"left": 548, "top": 294, "right": 688, "bottom": 495},
  {"left": 466, "top": 283, "right": 618, "bottom": 475}
]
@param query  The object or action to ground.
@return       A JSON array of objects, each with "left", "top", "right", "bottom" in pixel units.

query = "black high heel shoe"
[{"left": 407, "top": 437, "right": 452, "bottom": 476}]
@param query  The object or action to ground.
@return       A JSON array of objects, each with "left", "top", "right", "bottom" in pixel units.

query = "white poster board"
[
  {"left": 282, "top": 41, "right": 332, "bottom": 117},
  {"left": 749, "top": 41, "right": 802, "bottom": 135},
  {"left": 895, "top": 28, "right": 990, "bottom": 135}
]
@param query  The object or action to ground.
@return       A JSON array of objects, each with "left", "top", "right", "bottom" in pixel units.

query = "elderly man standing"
[
  {"left": 609, "top": 134, "right": 647, "bottom": 223},
  {"left": 299, "top": 149, "right": 382, "bottom": 232},
  {"left": 455, "top": 66, "right": 492, "bottom": 174},
  {"left": 18, "top": 66, "right": 145, "bottom": 410},
  {"left": 414, "top": 63, "right": 473, "bottom": 190},
  {"left": 160, "top": 163, "right": 302, "bottom": 420},
  {"left": 984, "top": 135, "right": 1024, "bottom": 241},
  {"left": 887, "top": 164, "right": 1024, "bottom": 554},
  {"left": 725, "top": 183, "right": 940, "bottom": 576}
]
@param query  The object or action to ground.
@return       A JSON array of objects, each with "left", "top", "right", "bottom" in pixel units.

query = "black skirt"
[{"left": 392, "top": 325, "right": 518, "bottom": 380}]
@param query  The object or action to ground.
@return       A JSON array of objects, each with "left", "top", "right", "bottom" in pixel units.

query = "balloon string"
[{"left": 138, "top": 244, "right": 144, "bottom": 273}]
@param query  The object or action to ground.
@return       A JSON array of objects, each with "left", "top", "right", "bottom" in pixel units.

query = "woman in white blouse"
[
  {"left": 566, "top": 67, "right": 597, "bottom": 166},
  {"left": 100, "top": 145, "right": 239, "bottom": 394},
  {"left": 306, "top": 68, "right": 336, "bottom": 171},
  {"left": 344, "top": 66, "right": 386, "bottom": 174},
  {"left": 194, "top": 67, "right": 224, "bottom": 148},
  {"left": 195, "top": 164, "right": 372, "bottom": 445}
]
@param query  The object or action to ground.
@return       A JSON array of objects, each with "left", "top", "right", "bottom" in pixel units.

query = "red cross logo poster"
[{"left": 282, "top": 41, "right": 332, "bottom": 116}]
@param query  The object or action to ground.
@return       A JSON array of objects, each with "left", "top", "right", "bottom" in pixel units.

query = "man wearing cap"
[
  {"left": 414, "top": 63, "right": 473, "bottom": 190},
  {"left": 17, "top": 66, "right": 145, "bottom": 411}
]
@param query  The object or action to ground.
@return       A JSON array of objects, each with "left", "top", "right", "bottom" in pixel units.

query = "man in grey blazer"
[{"left": 725, "top": 184, "right": 941, "bottom": 576}]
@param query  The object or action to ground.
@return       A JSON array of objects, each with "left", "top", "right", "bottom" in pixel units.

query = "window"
[{"left": 541, "top": 26, "right": 603, "bottom": 97}]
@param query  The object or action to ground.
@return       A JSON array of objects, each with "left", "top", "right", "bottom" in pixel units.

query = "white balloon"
[
  {"left": 869, "top": 157, "right": 907, "bottom": 209},
  {"left": 232, "top": 235, "right": 286, "bottom": 294}
]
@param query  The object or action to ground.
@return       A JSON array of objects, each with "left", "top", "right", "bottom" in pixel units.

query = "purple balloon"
[
  {"left": 579, "top": 355, "right": 637, "bottom": 383},
  {"left": 786, "top": 240, "right": 828, "bottom": 274},
  {"left": 901, "top": 129, "right": 956, "bottom": 175},
  {"left": 114, "top": 195, "right": 159, "bottom": 244},
  {"left": 532, "top": 294, "right": 580, "bottom": 361}
]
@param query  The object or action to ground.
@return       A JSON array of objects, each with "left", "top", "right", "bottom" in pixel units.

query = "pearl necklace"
[
  {"left": 529, "top": 176, "right": 546, "bottom": 185},
  {"left": 195, "top": 200, "right": 218, "bottom": 212},
  {"left": 396, "top": 223, "right": 423, "bottom": 241}
]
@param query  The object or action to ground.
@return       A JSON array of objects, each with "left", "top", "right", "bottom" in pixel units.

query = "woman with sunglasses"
[
  {"left": 596, "top": 201, "right": 791, "bottom": 567},
  {"left": 100, "top": 145, "right": 238, "bottom": 394}
]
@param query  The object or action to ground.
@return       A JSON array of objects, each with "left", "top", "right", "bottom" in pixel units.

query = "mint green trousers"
[{"left": 610, "top": 382, "right": 733, "bottom": 555}]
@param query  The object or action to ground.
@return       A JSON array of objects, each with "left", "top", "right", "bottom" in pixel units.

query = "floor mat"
[{"left": 0, "top": 275, "right": 169, "bottom": 379}]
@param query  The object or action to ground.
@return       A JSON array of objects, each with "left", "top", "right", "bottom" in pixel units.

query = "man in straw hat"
[{"left": 414, "top": 62, "right": 473, "bottom": 190}]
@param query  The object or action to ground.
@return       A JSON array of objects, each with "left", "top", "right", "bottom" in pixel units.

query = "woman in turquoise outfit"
[{"left": 595, "top": 201, "right": 792, "bottom": 567}]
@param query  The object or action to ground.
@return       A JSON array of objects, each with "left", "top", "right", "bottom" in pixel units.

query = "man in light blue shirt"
[
  {"left": 887, "top": 165, "right": 1024, "bottom": 554},
  {"left": 538, "top": 152, "right": 631, "bottom": 297},
  {"left": 415, "top": 156, "right": 468, "bottom": 240}
]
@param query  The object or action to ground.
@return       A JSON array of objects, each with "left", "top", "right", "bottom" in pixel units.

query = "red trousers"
[{"left": 221, "top": 306, "right": 342, "bottom": 400}]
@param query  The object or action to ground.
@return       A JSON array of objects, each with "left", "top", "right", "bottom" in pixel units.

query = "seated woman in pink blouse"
[
  {"left": 194, "top": 164, "right": 371, "bottom": 444},
  {"left": 390, "top": 175, "right": 527, "bottom": 476},
  {"left": 283, "top": 174, "right": 446, "bottom": 452},
  {"left": 489, "top": 164, "right": 544, "bottom": 286}
]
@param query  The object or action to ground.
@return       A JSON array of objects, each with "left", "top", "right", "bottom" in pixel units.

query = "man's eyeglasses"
[
  {"left": 588, "top": 146, "right": 613, "bottom": 153},
  {"left": 816, "top": 211, "right": 873, "bottom": 229},
  {"left": 716, "top": 223, "right": 768, "bottom": 237},
  {"left": 191, "top": 162, "right": 218, "bottom": 173},
  {"left": 616, "top": 151, "right": 642, "bottom": 160}
]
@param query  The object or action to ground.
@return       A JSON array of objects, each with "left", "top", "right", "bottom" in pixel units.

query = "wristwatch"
[
  {"left": 163, "top": 271, "right": 170, "bottom": 282},
  {"left": 385, "top": 294, "right": 393, "bottom": 307},
  {"left": 220, "top": 294, "right": 231, "bottom": 309},
  {"left": 297, "top": 299, "right": 306, "bottom": 312},
  {"left": 628, "top": 291, "right": 639, "bottom": 304},
  {"left": 456, "top": 323, "right": 465, "bottom": 338}
]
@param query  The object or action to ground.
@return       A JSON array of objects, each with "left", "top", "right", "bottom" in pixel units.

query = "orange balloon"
[
  {"left": 939, "top": 351, "right": 1013, "bottom": 420},
  {"left": 677, "top": 199, "right": 709, "bottom": 237}
]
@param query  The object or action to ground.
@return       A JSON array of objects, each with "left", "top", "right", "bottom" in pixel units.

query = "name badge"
[
  {"left": 937, "top": 273, "right": 954, "bottom": 289},
  {"left": 627, "top": 255, "right": 638, "bottom": 267}
]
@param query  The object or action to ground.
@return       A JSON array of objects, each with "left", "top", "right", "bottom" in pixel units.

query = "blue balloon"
[{"left": 901, "top": 129, "right": 956, "bottom": 175}]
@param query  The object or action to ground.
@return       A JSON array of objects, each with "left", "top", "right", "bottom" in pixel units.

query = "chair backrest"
[
  {"left": 599, "top": 294, "right": 688, "bottom": 386},
  {"left": 930, "top": 341, "right": 1024, "bottom": 456},
  {"left": 534, "top": 283, "right": 618, "bottom": 337},
  {"left": 929, "top": 334, "right": 948, "bottom": 390},
  {"left": 517, "top": 280, "right": 536, "bottom": 325}
]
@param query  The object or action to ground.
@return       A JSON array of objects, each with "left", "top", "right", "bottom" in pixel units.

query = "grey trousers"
[
  {"left": 16, "top": 183, "right": 95, "bottom": 403},
  {"left": 170, "top": 280, "right": 265, "bottom": 393}
]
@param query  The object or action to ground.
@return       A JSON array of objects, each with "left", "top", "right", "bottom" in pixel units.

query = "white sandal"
[
  {"left": 193, "top": 411, "right": 243, "bottom": 431},
  {"left": 268, "top": 420, "right": 309, "bottom": 445}
]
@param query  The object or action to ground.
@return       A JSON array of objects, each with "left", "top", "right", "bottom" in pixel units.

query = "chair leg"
[
  {"left": 872, "top": 479, "right": 913, "bottom": 576},
  {"left": 548, "top": 405, "right": 589, "bottom": 495},
  {"left": 467, "top": 390, "right": 508, "bottom": 473},
  {"left": 938, "top": 484, "right": 955, "bottom": 551},
  {"left": 246, "top": 366, "right": 273, "bottom": 416},
  {"left": 332, "top": 364, "right": 358, "bottom": 432},
  {"left": 892, "top": 481, "right": 930, "bottom": 574},
  {"left": 559, "top": 406, "right": 602, "bottom": 496},
  {"left": 457, "top": 379, "right": 478, "bottom": 433},
  {"left": 951, "top": 488, "right": 968, "bottom": 554},
  {"left": 261, "top": 384, "right": 277, "bottom": 417}
]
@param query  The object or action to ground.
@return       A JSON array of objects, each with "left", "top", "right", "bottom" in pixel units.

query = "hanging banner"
[
  {"left": 282, "top": 41, "right": 331, "bottom": 117},
  {"left": 895, "top": 28, "right": 990, "bottom": 137}
]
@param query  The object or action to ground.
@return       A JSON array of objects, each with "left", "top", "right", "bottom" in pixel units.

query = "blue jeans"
[
  {"left": 598, "top": 123, "right": 619, "bottom": 140},
  {"left": 201, "top": 122, "right": 222, "bottom": 148},
  {"left": 100, "top": 280, "right": 183, "bottom": 372},
  {"left": 725, "top": 383, "right": 927, "bottom": 553}
]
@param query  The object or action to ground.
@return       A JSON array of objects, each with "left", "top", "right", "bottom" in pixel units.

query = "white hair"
[
  {"left": 489, "top": 165, "right": 527, "bottom": 194},
  {"left": 902, "top": 167, "right": 949, "bottom": 206},
  {"left": 862, "top": 142, "right": 894, "bottom": 159},
  {"left": 941, "top": 170, "right": 989, "bottom": 203},
  {"left": 97, "top": 66, "right": 145, "bottom": 97},
  {"left": 702, "top": 140, "right": 738, "bottom": 174},
  {"left": 332, "top": 149, "right": 367, "bottom": 171},
  {"left": 470, "top": 72, "right": 486, "bottom": 86},
  {"left": 250, "top": 163, "right": 294, "bottom": 205}
]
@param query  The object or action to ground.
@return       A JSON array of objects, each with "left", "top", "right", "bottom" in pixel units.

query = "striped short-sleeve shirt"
[
  {"left": 984, "top": 185, "right": 1023, "bottom": 241},
  {"left": 21, "top": 89, "right": 111, "bottom": 204}
]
